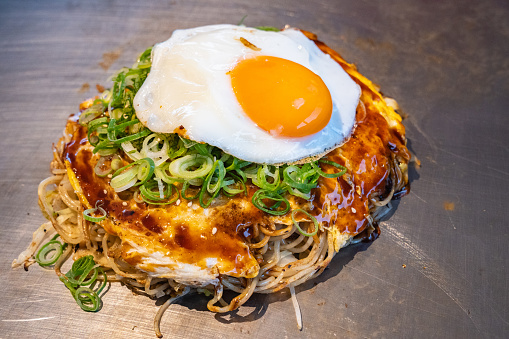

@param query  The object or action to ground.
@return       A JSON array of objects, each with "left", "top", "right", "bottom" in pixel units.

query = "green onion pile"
[
  {"left": 35, "top": 237, "right": 107, "bottom": 312},
  {"left": 59, "top": 255, "right": 107, "bottom": 312},
  {"left": 82, "top": 46, "right": 347, "bottom": 218}
]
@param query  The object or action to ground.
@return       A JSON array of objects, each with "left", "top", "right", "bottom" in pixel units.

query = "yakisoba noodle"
[{"left": 13, "top": 28, "right": 410, "bottom": 337}]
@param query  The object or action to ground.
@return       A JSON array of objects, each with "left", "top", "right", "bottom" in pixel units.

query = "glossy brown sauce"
[
  {"left": 308, "top": 32, "right": 411, "bottom": 235},
  {"left": 63, "top": 124, "right": 259, "bottom": 277},
  {"left": 314, "top": 105, "right": 408, "bottom": 234}
]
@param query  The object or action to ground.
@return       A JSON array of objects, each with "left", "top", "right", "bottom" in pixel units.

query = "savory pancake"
[{"left": 14, "top": 26, "right": 410, "bottom": 337}]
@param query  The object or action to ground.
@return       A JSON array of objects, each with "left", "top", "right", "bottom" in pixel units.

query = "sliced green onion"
[
  {"left": 87, "top": 117, "right": 109, "bottom": 147},
  {"left": 110, "top": 166, "right": 137, "bottom": 191},
  {"left": 287, "top": 186, "right": 311, "bottom": 200},
  {"left": 256, "top": 26, "right": 280, "bottom": 32},
  {"left": 97, "top": 148, "right": 118, "bottom": 157},
  {"left": 181, "top": 180, "right": 200, "bottom": 200},
  {"left": 65, "top": 255, "right": 96, "bottom": 284},
  {"left": 251, "top": 189, "right": 290, "bottom": 216},
  {"left": 140, "top": 134, "right": 169, "bottom": 166},
  {"left": 107, "top": 118, "right": 152, "bottom": 145},
  {"left": 92, "top": 139, "right": 118, "bottom": 154},
  {"left": 283, "top": 166, "right": 317, "bottom": 191},
  {"left": 93, "top": 90, "right": 111, "bottom": 107},
  {"left": 136, "top": 46, "right": 152, "bottom": 65},
  {"left": 110, "top": 158, "right": 155, "bottom": 191},
  {"left": 113, "top": 129, "right": 151, "bottom": 145},
  {"left": 168, "top": 154, "right": 213, "bottom": 180},
  {"left": 154, "top": 163, "right": 185, "bottom": 184},
  {"left": 110, "top": 72, "right": 126, "bottom": 107},
  {"left": 79, "top": 266, "right": 99, "bottom": 286},
  {"left": 253, "top": 165, "right": 281, "bottom": 191},
  {"left": 34, "top": 234, "right": 64, "bottom": 267},
  {"left": 79, "top": 103, "right": 105, "bottom": 125},
  {"left": 237, "top": 15, "right": 248, "bottom": 26},
  {"left": 139, "top": 180, "right": 179, "bottom": 205},
  {"left": 110, "top": 108, "right": 123, "bottom": 120},
  {"left": 135, "top": 158, "right": 155, "bottom": 186},
  {"left": 311, "top": 160, "right": 347, "bottom": 178},
  {"left": 168, "top": 137, "right": 188, "bottom": 159},
  {"left": 222, "top": 173, "right": 246, "bottom": 196},
  {"left": 94, "top": 156, "right": 112, "bottom": 177},
  {"left": 109, "top": 118, "right": 141, "bottom": 134},
  {"left": 94, "top": 155, "right": 122, "bottom": 178},
  {"left": 199, "top": 160, "right": 225, "bottom": 208},
  {"left": 291, "top": 209, "right": 319, "bottom": 236},
  {"left": 83, "top": 204, "right": 107, "bottom": 223},
  {"left": 180, "top": 137, "right": 197, "bottom": 149},
  {"left": 192, "top": 142, "right": 210, "bottom": 156},
  {"left": 75, "top": 287, "right": 101, "bottom": 312},
  {"left": 59, "top": 255, "right": 107, "bottom": 312},
  {"left": 206, "top": 160, "right": 225, "bottom": 194},
  {"left": 111, "top": 157, "right": 122, "bottom": 171},
  {"left": 95, "top": 267, "right": 108, "bottom": 295}
]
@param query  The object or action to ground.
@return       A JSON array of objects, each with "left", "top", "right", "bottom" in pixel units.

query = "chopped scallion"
[
  {"left": 34, "top": 234, "right": 65, "bottom": 267},
  {"left": 83, "top": 204, "right": 107, "bottom": 223},
  {"left": 291, "top": 209, "right": 319, "bottom": 236}
]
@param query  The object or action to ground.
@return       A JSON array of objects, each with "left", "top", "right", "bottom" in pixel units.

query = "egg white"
[{"left": 134, "top": 24, "right": 360, "bottom": 164}]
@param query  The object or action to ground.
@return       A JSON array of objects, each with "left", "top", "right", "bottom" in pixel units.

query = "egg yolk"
[{"left": 230, "top": 56, "right": 333, "bottom": 138}]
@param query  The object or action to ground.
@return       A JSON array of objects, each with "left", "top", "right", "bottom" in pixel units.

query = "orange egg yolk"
[{"left": 230, "top": 56, "right": 333, "bottom": 138}]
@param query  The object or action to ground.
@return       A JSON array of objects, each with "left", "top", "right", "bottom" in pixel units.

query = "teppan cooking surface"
[{"left": 1, "top": 1, "right": 507, "bottom": 338}]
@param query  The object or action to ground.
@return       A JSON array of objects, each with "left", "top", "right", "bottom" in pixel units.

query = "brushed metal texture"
[{"left": 1, "top": 0, "right": 508, "bottom": 338}]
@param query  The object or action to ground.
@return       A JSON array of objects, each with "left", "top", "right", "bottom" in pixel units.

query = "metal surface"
[{"left": 1, "top": 0, "right": 508, "bottom": 338}]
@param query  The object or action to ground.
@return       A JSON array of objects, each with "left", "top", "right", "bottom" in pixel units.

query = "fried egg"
[{"left": 134, "top": 24, "right": 360, "bottom": 164}]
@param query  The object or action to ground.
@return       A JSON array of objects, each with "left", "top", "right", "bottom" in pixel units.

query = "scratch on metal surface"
[
  {"left": 437, "top": 147, "right": 508, "bottom": 182},
  {"left": 447, "top": 214, "right": 457, "bottom": 230},
  {"left": 383, "top": 223, "right": 481, "bottom": 332},
  {"left": 489, "top": 304, "right": 509, "bottom": 326},
  {"left": 438, "top": 147, "right": 482, "bottom": 167},
  {"left": 407, "top": 116, "right": 437, "bottom": 152},
  {"left": 2, "top": 316, "right": 56, "bottom": 322},
  {"left": 486, "top": 165, "right": 509, "bottom": 178},
  {"left": 11, "top": 298, "right": 49, "bottom": 304},
  {"left": 410, "top": 191, "right": 428, "bottom": 204},
  {"left": 346, "top": 265, "right": 445, "bottom": 308}
]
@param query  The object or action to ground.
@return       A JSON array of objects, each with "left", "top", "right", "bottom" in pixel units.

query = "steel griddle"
[{"left": 1, "top": 1, "right": 508, "bottom": 338}]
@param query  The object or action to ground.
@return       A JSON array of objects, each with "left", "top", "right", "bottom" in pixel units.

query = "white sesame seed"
[
  {"left": 176, "top": 199, "right": 181, "bottom": 206},
  {"left": 351, "top": 207, "right": 357, "bottom": 213},
  {"left": 107, "top": 174, "right": 112, "bottom": 178},
  {"left": 122, "top": 202, "right": 127, "bottom": 206},
  {"left": 212, "top": 227, "right": 217, "bottom": 235},
  {"left": 103, "top": 190, "right": 107, "bottom": 195},
  {"left": 187, "top": 201, "right": 192, "bottom": 207}
]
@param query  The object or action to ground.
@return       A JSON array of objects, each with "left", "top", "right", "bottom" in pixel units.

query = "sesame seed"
[
  {"left": 351, "top": 207, "right": 357, "bottom": 213},
  {"left": 187, "top": 201, "right": 192, "bottom": 207},
  {"left": 103, "top": 190, "right": 107, "bottom": 195},
  {"left": 176, "top": 199, "right": 181, "bottom": 206},
  {"left": 122, "top": 202, "right": 127, "bottom": 206},
  {"left": 212, "top": 227, "right": 217, "bottom": 235},
  {"left": 107, "top": 174, "right": 112, "bottom": 178}
]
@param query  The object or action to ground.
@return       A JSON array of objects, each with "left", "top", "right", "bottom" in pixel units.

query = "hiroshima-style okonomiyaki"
[{"left": 14, "top": 25, "right": 410, "bottom": 337}]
